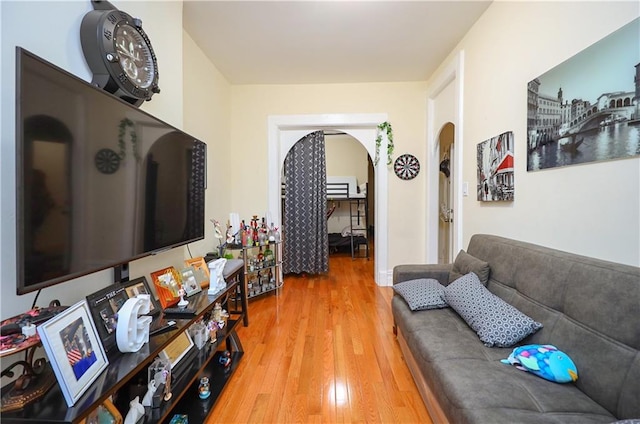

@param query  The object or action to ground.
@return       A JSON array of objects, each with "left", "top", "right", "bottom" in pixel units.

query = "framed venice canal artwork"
[
  {"left": 477, "top": 131, "right": 514, "bottom": 202},
  {"left": 527, "top": 17, "right": 640, "bottom": 171}
]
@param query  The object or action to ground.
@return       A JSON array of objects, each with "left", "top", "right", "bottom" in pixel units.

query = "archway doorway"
[
  {"left": 267, "top": 113, "right": 390, "bottom": 285},
  {"left": 437, "top": 123, "right": 454, "bottom": 264}
]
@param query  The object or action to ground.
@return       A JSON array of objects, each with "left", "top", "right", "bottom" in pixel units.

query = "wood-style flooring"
[{"left": 208, "top": 251, "right": 432, "bottom": 423}]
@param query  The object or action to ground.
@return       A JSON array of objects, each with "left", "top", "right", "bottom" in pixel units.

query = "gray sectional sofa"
[{"left": 392, "top": 234, "right": 640, "bottom": 424}]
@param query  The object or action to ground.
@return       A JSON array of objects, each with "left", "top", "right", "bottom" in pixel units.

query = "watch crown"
[
  {"left": 133, "top": 17, "right": 143, "bottom": 28},
  {"left": 152, "top": 85, "right": 161, "bottom": 94},
  {"left": 105, "top": 53, "right": 118, "bottom": 63}
]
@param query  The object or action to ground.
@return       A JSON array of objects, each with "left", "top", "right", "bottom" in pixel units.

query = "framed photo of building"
[
  {"left": 37, "top": 300, "right": 108, "bottom": 407},
  {"left": 477, "top": 131, "right": 515, "bottom": 201},
  {"left": 527, "top": 18, "right": 640, "bottom": 171}
]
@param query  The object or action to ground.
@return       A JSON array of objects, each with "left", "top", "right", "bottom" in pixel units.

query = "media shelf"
[{"left": 1, "top": 263, "right": 246, "bottom": 424}]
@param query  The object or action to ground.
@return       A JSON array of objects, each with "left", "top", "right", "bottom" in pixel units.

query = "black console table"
[{"left": 1, "top": 260, "right": 246, "bottom": 424}]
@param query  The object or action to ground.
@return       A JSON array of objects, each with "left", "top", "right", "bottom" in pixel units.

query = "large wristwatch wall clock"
[
  {"left": 80, "top": 0, "right": 160, "bottom": 107},
  {"left": 394, "top": 154, "right": 420, "bottom": 180}
]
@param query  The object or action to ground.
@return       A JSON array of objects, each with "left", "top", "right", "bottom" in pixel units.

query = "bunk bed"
[
  {"left": 326, "top": 177, "right": 369, "bottom": 259},
  {"left": 281, "top": 176, "right": 370, "bottom": 259}
]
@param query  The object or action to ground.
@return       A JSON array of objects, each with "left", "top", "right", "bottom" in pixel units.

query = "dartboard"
[
  {"left": 94, "top": 148, "right": 121, "bottom": 174},
  {"left": 394, "top": 154, "right": 420, "bottom": 180}
]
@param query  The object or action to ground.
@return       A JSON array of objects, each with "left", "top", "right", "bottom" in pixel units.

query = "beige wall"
[
  {"left": 325, "top": 134, "right": 369, "bottom": 233},
  {"left": 433, "top": 1, "right": 640, "bottom": 265},
  {"left": 229, "top": 82, "right": 428, "bottom": 266},
  {"left": 0, "top": 1, "right": 231, "bottom": 318}
]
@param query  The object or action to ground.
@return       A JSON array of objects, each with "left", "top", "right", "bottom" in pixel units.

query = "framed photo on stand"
[
  {"left": 184, "top": 257, "right": 210, "bottom": 288},
  {"left": 122, "top": 276, "right": 161, "bottom": 315},
  {"left": 179, "top": 267, "right": 202, "bottom": 297},
  {"left": 37, "top": 300, "right": 109, "bottom": 407},
  {"left": 86, "top": 285, "right": 129, "bottom": 353},
  {"left": 150, "top": 267, "right": 182, "bottom": 309},
  {"left": 159, "top": 331, "right": 194, "bottom": 370}
]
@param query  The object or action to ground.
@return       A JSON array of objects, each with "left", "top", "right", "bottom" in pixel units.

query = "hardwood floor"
[{"left": 208, "top": 251, "right": 432, "bottom": 423}]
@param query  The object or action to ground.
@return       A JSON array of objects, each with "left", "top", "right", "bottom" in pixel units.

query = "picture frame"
[
  {"left": 184, "top": 257, "right": 210, "bottom": 288},
  {"left": 86, "top": 285, "right": 130, "bottom": 353},
  {"left": 86, "top": 277, "right": 162, "bottom": 352},
  {"left": 37, "top": 300, "right": 109, "bottom": 407},
  {"left": 477, "top": 131, "right": 515, "bottom": 202},
  {"left": 122, "top": 276, "right": 161, "bottom": 316},
  {"left": 150, "top": 267, "right": 182, "bottom": 309},
  {"left": 179, "top": 266, "right": 202, "bottom": 297},
  {"left": 81, "top": 398, "right": 122, "bottom": 424},
  {"left": 159, "top": 331, "right": 194, "bottom": 369}
]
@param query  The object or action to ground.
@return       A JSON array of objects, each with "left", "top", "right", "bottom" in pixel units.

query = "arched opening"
[
  {"left": 268, "top": 113, "right": 390, "bottom": 285},
  {"left": 437, "top": 123, "right": 454, "bottom": 264}
]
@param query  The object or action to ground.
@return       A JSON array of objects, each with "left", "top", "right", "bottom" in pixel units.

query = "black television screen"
[{"left": 16, "top": 47, "right": 206, "bottom": 295}]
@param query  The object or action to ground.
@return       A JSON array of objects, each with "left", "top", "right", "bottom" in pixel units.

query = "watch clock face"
[
  {"left": 81, "top": 6, "right": 160, "bottom": 107},
  {"left": 394, "top": 154, "right": 420, "bottom": 180},
  {"left": 114, "top": 23, "right": 156, "bottom": 89}
]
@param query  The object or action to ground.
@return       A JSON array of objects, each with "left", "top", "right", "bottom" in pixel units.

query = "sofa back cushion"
[
  {"left": 448, "top": 250, "right": 491, "bottom": 284},
  {"left": 466, "top": 234, "right": 640, "bottom": 419}
]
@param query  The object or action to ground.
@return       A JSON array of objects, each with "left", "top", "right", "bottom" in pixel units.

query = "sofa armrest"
[{"left": 393, "top": 264, "right": 452, "bottom": 286}]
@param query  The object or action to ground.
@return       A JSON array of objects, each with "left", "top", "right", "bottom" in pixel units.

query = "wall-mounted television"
[{"left": 16, "top": 47, "right": 206, "bottom": 295}]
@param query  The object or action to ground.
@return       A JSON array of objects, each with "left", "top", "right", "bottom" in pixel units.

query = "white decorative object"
[
  {"left": 123, "top": 396, "right": 145, "bottom": 424},
  {"left": 116, "top": 294, "right": 152, "bottom": 353},
  {"left": 208, "top": 258, "right": 227, "bottom": 295},
  {"left": 177, "top": 288, "right": 189, "bottom": 308},
  {"left": 141, "top": 379, "right": 156, "bottom": 407}
]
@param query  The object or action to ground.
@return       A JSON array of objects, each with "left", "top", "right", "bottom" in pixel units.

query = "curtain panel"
[{"left": 283, "top": 131, "right": 329, "bottom": 274}]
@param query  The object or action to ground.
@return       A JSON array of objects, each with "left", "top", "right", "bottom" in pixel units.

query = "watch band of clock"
[{"left": 91, "top": 0, "right": 116, "bottom": 11}]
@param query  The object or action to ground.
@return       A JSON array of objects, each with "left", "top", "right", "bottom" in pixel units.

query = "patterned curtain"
[{"left": 283, "top": 131, "right": 328, "bottom": 274}]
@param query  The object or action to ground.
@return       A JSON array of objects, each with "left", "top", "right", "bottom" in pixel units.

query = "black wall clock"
[
  {"left": 394, "top": 154, "right": 420, "bottom": 180},
  {"left": 80, "top": 0, "right": 160, "bottom": 107}
]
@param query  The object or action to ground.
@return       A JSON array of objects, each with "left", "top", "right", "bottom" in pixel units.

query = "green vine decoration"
[
  {"left": 374, "top": 121, "right": 394, "bottom": 166},
  {"left": 118, "top": 118, "right": 140, "bottom": 162}
]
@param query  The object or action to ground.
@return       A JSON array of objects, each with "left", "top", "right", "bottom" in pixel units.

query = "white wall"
[
  {"left": 0, "top": 1, "right": 229, "bottom": 320},
  {"left": 229, "top": 82, "right": 428, "bottom": 268},
  {"left": 430, "top": 1, "right": 640, "bottom": 266}
]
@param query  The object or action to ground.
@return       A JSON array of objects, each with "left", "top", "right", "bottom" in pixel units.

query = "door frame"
[
  {"left": 426, "top": 51, "right": 465, "bottom": 263},
  {"left": 267, "top": 113, "right": 390, "bottom": 285}
]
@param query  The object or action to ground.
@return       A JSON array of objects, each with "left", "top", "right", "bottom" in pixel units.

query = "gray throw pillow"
[
  {"left": 444, "top": 273, "right": 543, "bottom": 347},
  {"left": 448, "top": 250, "right": 491, "bottom": 284},
  {"left": 393, "top": 278, "right": 448, "bottom": 311}
]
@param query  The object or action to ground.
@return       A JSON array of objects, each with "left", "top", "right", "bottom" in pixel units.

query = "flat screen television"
[{"left": 16, "top": 47, "right": 206, "bottom": 295}]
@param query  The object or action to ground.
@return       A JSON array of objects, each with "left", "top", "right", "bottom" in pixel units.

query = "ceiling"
[{"left": 182, "top": 1, "right": 492, "bottom": 85}]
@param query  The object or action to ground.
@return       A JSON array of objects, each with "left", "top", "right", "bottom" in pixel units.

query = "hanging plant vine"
[
  {"left": 374, "top": 121, "right": 394, "bottom": 166},
  {"left": 118, "top": 118, "right": 141, "bottom": 162}
]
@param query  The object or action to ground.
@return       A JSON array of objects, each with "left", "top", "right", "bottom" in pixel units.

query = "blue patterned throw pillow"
[
  {"left": 393, "top": 278, "right": 448, "bottom": 311},
  {"left": 444, "top": 273, "right": 543, "bottom": 347}
]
